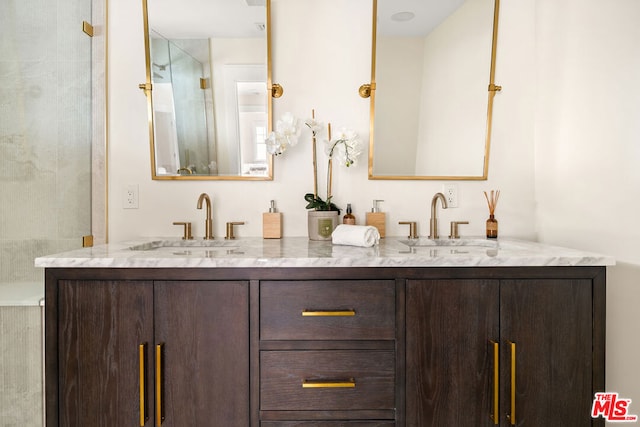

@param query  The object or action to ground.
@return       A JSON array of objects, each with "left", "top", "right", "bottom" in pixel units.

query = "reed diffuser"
[{"left": 483, "top": 190, "right": 500, "bottom": 239}]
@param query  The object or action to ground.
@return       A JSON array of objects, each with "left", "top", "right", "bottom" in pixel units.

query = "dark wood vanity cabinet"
[
  {"left": 45, "top": 266, "right": 605, "bottom": 427},
  {"left": 55, "top": 280, "right": 154, "bottom": 427},
  {"left": 406, "top": 279, "right": 499, "bottom": 426},
  {"left": 48, "top": 276, "right": 249, "bottom": 427},
  {"left": 406, "top": 272, "right": 605, "bottom": 427}
]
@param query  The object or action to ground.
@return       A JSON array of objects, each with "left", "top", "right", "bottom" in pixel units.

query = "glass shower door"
[
  {"left": 0, "top": 0, "right": 94, "bottom": 300},
  {"left": 0, "top": 0, "right": 104, "bottom": 425}
]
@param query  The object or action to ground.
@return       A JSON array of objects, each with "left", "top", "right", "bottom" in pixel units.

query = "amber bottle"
[
  {"left": 486, "top": 214, "right": 498, "bottom": 238},
  {"left": 343, "top": 204, "right": 356, "bottom": 225}
]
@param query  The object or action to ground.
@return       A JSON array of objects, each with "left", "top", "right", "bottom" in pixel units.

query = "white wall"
[
  {"left": 108, "top": 0, "right": 536, "bottom": 242},
  {"left": 108, "top": 0, "right": 639, "bottom": 413},
  {"left": 533, "top": 0, "right": 640, "bottom": 417}
]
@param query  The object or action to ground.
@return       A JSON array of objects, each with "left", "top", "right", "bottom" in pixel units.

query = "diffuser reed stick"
[{"left": 483, "top": 190, "right": 500, "bottom": 215}]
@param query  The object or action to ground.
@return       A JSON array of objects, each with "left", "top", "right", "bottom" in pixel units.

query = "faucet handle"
[
  {"left": 225, "top": 222, "right": 245, "bottom": 240},
  {"left": 173, "top": 222, "right": 194, "bottom": 240},
  {"left": 399, "top": 221, "right": 418, "bottom": 239},
  {"left": 449, "top": 221, "right": 469, "bottom": 239}
]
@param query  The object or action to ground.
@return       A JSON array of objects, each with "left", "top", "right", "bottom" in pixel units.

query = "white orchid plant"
[
  {"left": 305, "top": 123, "right": 363, "bottom": 212},
  {"left": 266, "top": 111, "right": 362, "bottom": 212},
  {"left": 265, "top": 112, "right": 300, "bottom": 156}
]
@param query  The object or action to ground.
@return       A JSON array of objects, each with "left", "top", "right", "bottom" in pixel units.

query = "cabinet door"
[
  {"left": 406, "top": 279, "right": 499, "bottom": 426},
  {"left": 154, "top": 281, "right": 249, "bottom": 427},
  {"left": 500, "top": 279, "right": 593, "bottom": 427},
  {"left": 58, "top": 280, "right": 154, "bottom": 427}
]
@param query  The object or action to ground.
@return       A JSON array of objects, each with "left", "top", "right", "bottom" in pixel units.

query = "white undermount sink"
[
  {"left": 399, "top": 237, "right": 499, "bottom": 248},
  {"left": 129, "top": 240, "right": 239, "bottom": 251}
]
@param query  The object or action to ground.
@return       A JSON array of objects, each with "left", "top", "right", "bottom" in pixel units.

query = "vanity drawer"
[
  {"left": 260, "top": 281, "right": 395, "bottom": 340},
  {"left": 261, "top": 423, "right": 394, "bottom": 426},
  {"left": 260, "top": 350, "right": 395, "bottom": 411}
]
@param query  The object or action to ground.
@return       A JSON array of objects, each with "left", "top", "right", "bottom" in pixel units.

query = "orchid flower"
[
  {"left": 325, "top": 128, "right": 362, "bottom": 167},
  {"left": 304, "top": 117, "right": 324, "bottom": 137},
  {"left": 265, "top": 112, "right": 300, "bottom": 155},
  {"left": 264, "top": 131, "right": 287, "bottom": 155},
  {"left": 276, "top": 112, "right": 300, "bottom": 147}
]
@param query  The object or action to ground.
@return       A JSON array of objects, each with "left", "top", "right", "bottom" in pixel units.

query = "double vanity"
[{"left": 37, "top": 237, "right": 613, "bottom": 426}]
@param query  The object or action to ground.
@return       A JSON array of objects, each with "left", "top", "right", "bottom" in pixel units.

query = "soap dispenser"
[
  {"left": 262, "top": 200, "right": 282, "bottom": 239},
  {"left": 365, "top": 199, "right": 386, "bottom": 238}
]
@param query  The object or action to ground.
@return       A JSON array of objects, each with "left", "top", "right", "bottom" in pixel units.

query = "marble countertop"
[{"left": 34, "top": 236, "right": 615, "bottom": 268}]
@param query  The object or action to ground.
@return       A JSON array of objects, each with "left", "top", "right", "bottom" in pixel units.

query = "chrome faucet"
[
  {"left": 197, "top": 193, "right": 214, "bottom": 239},
  {"left": 429, "top": 192, "right": 448, "bottom": 239}
]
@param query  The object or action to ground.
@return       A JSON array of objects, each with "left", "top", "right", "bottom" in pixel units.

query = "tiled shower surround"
[
  {"left": 1, "top": 0, "right": 104, "bottom": 425},
  {"left": 0, "top": 0, "right": 92, "bottom": 285},
  {"left": 0, "top": 306, "right": 43, "bottom": 426}
]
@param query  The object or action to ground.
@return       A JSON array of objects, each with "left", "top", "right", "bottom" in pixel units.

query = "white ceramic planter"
[{"left": 307, "top": 210, "right": 339, "bottom": 241}]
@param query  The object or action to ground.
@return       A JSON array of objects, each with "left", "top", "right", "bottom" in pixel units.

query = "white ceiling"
[
  {"left": 149, "top": 0, "right": 267, "bottom": 39},
  {"left": 378, "top": 0, "right": 466, "bottom": 37},
  {"left": 149, "top": 0, "right": 467, "bottom": 39}
]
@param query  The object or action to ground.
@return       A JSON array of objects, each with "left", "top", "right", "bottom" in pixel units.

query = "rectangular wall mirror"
[
  {"left": 141, "top": 0, "right": 276, "bottom": 180},
  {"left": 368, "top": 0, "right": 501, "bottom": 180}
]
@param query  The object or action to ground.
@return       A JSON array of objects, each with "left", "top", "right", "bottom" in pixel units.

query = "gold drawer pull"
[
  {"left": 507, "top": 340, "right": 516, "bottom": 426},
  {"left": 301, "top": 309, "right": 356, "bottom": 317},
  {"left": 155, "top": 343, "right": 165, "bottom": 426},
  {"left": 489, "top": 340, "right": 499, "bottom": 425},
  {"left": 139, "top": 343, "right": 148, "bottom": 426},
  {"left": 302, "top": 378, "right": 356, "bottom": 388}
]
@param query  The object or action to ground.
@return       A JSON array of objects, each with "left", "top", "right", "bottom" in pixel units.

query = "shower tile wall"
[
  {"left": 1, "top": 1, "right": 96, "bottom": 427},
  {"left": 0, "top": 307, "right": 43, "bottom": 426},
  {"left": 0, "top": 0, "right": 92, "bottom": 287}
]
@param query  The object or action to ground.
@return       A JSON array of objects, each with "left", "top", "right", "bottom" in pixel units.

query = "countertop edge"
[{"left": 34, "top": 237, "right": 616, "bottom": 269}]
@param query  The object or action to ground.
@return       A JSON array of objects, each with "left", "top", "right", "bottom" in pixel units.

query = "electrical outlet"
[
  {"left": 123, "top": 184, "right": 139, "bottom": 209},
  {"left": 443, "top": 184, "right": 458, "bottom": 208}
]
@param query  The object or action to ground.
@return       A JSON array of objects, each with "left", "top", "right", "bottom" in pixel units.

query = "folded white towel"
[{"left": 332, "top": 224, "right": 380, "bottom": 247}]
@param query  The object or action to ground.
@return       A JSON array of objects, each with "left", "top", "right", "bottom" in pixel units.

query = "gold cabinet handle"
[
  {"left": 301, "top": 309, "right": 356, "bottom": 317},
  {"left": 489, "top": 340, "right": 499, "bottom": 425},
  {"left": 139, "top": 344, "right": 148, "bottom": 426},
  {"left": 155, "top": 343, "right": 165, "bottom": 426},
  {"left": 302, "top": 378, "right": 356, "bottom": 388},
  {"left": 507, "top": 340, "right": 516, "bottom": 425}
]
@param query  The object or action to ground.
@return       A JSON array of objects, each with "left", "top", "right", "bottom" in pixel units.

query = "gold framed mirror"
[
  {"left": 141, "top": 0, "right": 279, "bottom": 180},
  {"left": 367, "top": 0, "right": 501, "bottom": 180}
]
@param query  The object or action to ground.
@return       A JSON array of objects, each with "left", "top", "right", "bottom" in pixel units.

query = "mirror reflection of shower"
[
  {"left": 150, "top": 31, "right": 216, "bottom": 175},
  {"left": 143, "top": 0, "right": 272, "bottom": 179}
]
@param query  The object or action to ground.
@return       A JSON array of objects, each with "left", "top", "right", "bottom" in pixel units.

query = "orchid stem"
[
  {"left": 311, "top": 109, "right": 318, "bottom": 198},
  {"left": 327, "top": 123, "right": 333, "bottom": 199}
]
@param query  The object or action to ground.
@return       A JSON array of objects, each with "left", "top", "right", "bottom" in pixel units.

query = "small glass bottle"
[
  {"left": 486, "top": 214, "right": 498, "bottom": 239},
  {"left": 343, "top": 203, "right": 356, "bottom": 225}
]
